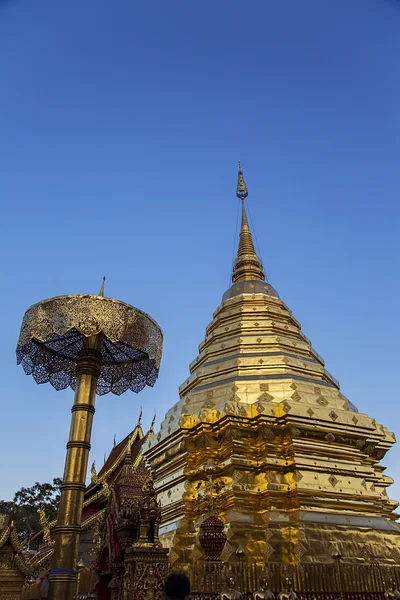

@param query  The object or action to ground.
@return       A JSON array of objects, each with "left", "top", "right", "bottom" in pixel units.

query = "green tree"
[
  {"left": 0, "top": 500, "right": 14, "bottom": 517},
  {"left": 0, "top": 478, "right": 62, "bottom": 545}
]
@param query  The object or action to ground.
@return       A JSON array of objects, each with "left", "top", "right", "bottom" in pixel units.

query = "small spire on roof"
[
  {"left": 98, "top": 276, "right": 105, "bottom": 297},
  {"left": 113, "top": 433, "right": 116, "bottom": 447},
  {"left": 124, "top": 434, "right": 133, "bottom": 466}
]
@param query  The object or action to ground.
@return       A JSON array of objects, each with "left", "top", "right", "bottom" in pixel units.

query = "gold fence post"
[
  {"left": 236, "top": 545, "right": 246, "bottom": 592},
  {"left": 332, "top": 546, "right": 344, "bottom": 600}
]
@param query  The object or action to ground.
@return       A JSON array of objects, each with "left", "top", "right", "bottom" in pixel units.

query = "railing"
[
  {"left": 189, "top": 595, "right": 388, "bottom": 600},
  {"left": 178, "top": 560, "right": 400, "bottom": 597}
]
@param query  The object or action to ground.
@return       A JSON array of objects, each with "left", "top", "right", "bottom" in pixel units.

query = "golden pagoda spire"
[{"left": 232, "top": 163, "right": 265, "bottom": 283}]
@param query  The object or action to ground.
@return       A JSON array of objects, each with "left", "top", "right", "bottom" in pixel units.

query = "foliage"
[
  {"left": 0, "top": 501, "right": 14, "bottom": 518},
  {"left": 0, "top": 478, "right": 62, "bottom": 545}
]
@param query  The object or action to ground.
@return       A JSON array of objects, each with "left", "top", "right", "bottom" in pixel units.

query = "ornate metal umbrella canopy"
[{"left": 16, "top": 285, "right": 163, "bottom": 600}]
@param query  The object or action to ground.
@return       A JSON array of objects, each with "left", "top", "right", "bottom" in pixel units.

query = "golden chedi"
[{"left": 144, "top": 166, "right": 400, "bottom": 569}]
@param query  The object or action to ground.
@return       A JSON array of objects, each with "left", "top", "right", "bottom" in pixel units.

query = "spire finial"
[
  {"left": 232, "top": 164, "right": 265, "bottom": 283},
  {"left": 99, "top": 276, "right": 105, "bottom": 297},
  {"left": 236, "top": 161, "right": 248, "bottom": 199}
]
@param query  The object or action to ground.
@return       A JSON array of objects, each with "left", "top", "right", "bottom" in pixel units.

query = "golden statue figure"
[
  {"left": 278, "top": 578, "right": 297, "bottom": 600},
  {"left": 221, "top": 576, "right": 242, "bottom": 600},
  {"left": 385, "top": 579, "right": 400, "bottom": 600},
  {"left": 254, "top": 577, "right": 274, "bottom": 600}
]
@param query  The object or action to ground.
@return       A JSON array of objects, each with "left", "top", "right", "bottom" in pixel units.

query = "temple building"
[
  {"left": 144, "top": 166, "right": 400, "bottom": 569},
  {"left": 23, "top": 414, "right": 168, "bottom": 599}
]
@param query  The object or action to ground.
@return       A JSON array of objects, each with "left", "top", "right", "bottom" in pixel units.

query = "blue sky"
[{"left": 1, "top": 0, "right": 399, "bottom": 502}]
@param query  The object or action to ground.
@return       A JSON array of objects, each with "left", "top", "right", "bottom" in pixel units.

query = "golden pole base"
[{"left": 48, "top": 337, "right": 101, "bottom": 600}]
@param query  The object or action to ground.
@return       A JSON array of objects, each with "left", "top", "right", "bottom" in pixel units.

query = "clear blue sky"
[{"left": 1, "top": 0, "right": 399, "bottom": 502}]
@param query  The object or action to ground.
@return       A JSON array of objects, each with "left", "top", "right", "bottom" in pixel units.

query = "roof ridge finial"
[
  {"left": 232, "top": 164, "right": 265, "bottom": 284},
  {"left": 99, "top": 276, "right": 105, "bottom": 297},
  {"left": 91, "top": 461, "right": 98, "bottom": 483},
  {"left": 150, "top": 409, "right": 156, "bottom": 431},
  {"left": 145, "top": 410, "right": 157, "bottom": 441}
]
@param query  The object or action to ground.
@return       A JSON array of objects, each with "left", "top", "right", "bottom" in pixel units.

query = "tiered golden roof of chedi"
[{"left": 144, "top": 166, "right": 400, "bottom": 568}]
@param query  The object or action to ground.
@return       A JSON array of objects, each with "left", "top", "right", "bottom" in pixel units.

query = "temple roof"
[
  {"left": 83, "top": 415, "right": 154, "bottom": 513},
  {"left": 33, "top": 411, "right": 154, "bottom": 550},
  {"left": 86, "top": 424, "right": 143, "bottom": 495},
  {"left": 0, "top": 516, "right": 33, "bottom": 576}
]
